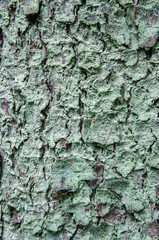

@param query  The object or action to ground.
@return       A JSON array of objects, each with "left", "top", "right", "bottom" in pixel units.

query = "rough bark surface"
[{"left": 0, "top": 0, "right": 159, "bottom": 239}]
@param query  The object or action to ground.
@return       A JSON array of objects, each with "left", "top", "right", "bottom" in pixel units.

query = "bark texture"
[{"left": 0, "top": 0, "right": 159, "bottom": 239}]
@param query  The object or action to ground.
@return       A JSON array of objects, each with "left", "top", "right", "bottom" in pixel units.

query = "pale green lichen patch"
[{"left": 0, "top": 0, "right": 159, "bottom": 239}]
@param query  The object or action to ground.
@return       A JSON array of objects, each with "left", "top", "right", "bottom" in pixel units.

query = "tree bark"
[{"left": 0, "top": 0, "right": 159, "bottom": 239}]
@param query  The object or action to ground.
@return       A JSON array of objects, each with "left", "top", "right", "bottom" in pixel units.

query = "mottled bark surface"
[{"left": 0, "top": 0, "right": 159, "bottom": 239}]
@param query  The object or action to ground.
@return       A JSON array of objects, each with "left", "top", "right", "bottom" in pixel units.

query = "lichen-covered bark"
[{"left": 0, "top": 0, "right": 159, "bottom": 239}]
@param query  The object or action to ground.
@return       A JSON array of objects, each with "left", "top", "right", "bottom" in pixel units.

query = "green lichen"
[{"left": 0, "top": 0, "right": 159, "bottom": 239}]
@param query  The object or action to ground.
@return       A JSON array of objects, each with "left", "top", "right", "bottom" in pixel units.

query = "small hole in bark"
[
  {"left": 26, "top": 13, "right": 39, "bottom": 23},
  {"left": 81, "top": 0, "right": 86, "bottom": 5},
  {"left": 50, "top": 7, "right": 55, "bottom": 20},
  {"left": 9, "top": 2, "right": 17, "bottom": 21},
  {"left": 123, "top": 44, "right": 129, "bottom": 48},
  {"left": 66, "top": 24, "right": 71, "bottom": 36},
  {"left": 0, "top": 28, "right": 3, "bottom": 47},
  {"left": 145, "top": 47, "right": 153, "bottom": 60},
  {"left": 0, "top": 28, "right": 3, "bottom": 63}
]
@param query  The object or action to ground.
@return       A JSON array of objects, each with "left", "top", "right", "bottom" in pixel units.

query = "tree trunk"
[{"left": 0, "top": 0, "right": 159, "bottom": 239}]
